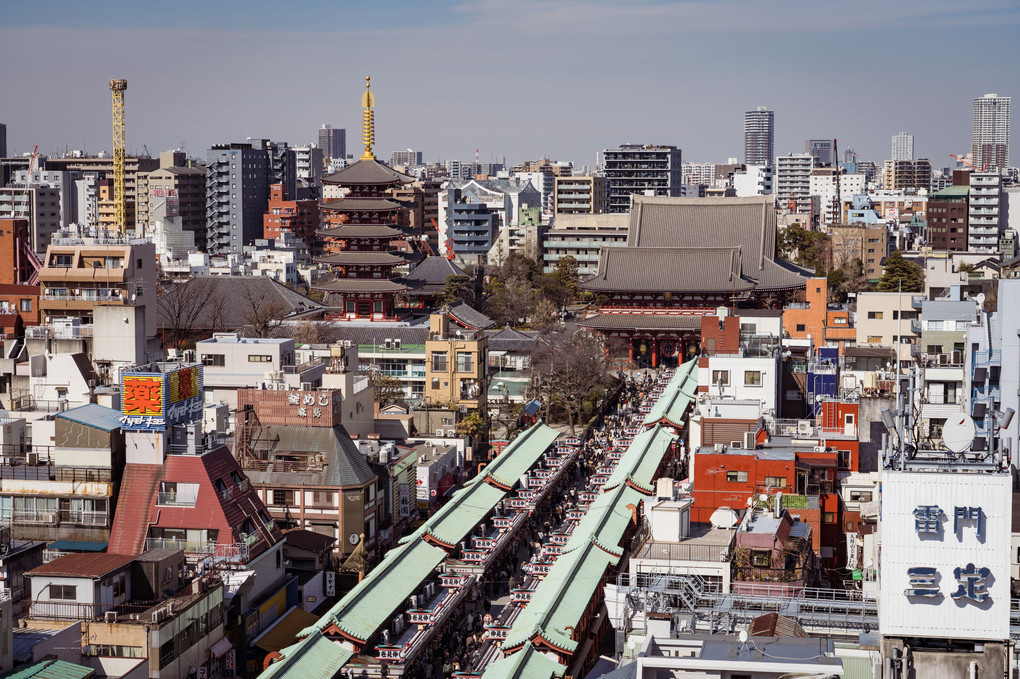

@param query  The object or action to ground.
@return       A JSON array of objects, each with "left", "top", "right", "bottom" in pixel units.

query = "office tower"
[
  {"left": 0, "top": 123, "right": 6, "bottom": 158},
  {"left": 744, "top": 107, "right": 774, "bottom": 166},
  {"left": 972, "top": 94, "right": 1011, "bottom": 171},
  {"left": 318, "top": 124, "right": 347, "bottom": 160},
  {"left": 601, "top": 144, "right": 682, "bottom": 213},
  {"left": 891, "top": 132, "right": 913, "bottom": 162},
  {"left": 805, "top": 139, "right": 836, "bottom": 167}
]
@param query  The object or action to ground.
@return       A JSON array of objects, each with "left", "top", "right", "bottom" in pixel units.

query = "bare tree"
[
  {"left": 239, "top": 284, "right": 288, "bottom": 337},
  {"left": 158, "top": 279, "right": 213, "bottom": 350},
  {"left": 530, "top": 328, "right": 611, "bottom": 434}
]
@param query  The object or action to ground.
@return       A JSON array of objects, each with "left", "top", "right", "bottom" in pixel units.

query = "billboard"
[
  {"left": 879, "top": 471, "right": 1010, "bottom": 640},
  {"left": 121, "top": 365, "right": 204, "bottom": 431}
]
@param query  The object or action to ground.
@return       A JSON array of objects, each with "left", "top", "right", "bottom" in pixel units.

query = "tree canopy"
[{"left": 877, "top": 250, "right": 924, "bottom": 292}]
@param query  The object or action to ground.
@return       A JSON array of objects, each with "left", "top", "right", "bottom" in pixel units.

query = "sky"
[{"left": 2, "top": 0, "right": 1019, "bottom": 170}]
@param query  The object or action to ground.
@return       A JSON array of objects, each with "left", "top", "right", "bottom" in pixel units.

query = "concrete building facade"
[
  {"left": 743, "top": 107, "right": 774, "bottom": 167},
  {"left": 602, "top": 144, "right": 682, "bottom": 213},
  {"left": 972, "top": 93, "right": 1011, "bottom": 171}
]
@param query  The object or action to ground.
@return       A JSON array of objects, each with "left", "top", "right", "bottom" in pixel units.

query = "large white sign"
[{"left": 879, "top": 471, "right": 1011, "bottom": 640}]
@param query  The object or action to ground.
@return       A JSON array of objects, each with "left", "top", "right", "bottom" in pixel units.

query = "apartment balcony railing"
[{"left": 25, "top": 325, "right": 94, "bottom": 339}]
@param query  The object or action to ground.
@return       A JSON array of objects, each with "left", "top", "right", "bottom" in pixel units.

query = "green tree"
[
  {"left": 366, "top": 369, "right": 405, "bottom": 406},
  {"left": 456, "top": 412, "right": 488, "bottom": 441},
  {"left": 437, "top": 274, "right": 474, "bottom": 307},
  {"left": 777, "top": 224, "right": 830, "bottom": 272},
  {"left": 553, "top": 256, "right": 581, "bottom": 299},
  {"left": 877, "top": 250, "right": 923, "bottom": 292}
]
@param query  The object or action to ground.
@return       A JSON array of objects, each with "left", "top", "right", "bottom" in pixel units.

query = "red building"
[
  {"left": 263, "top": 184, "right": 319, "bottom": 249},
  {"left": 312, "top": 79, "right": 414, "bottom": 321},
  {"left": 0, "top": 218, "right": 40, "bottom": 332}
]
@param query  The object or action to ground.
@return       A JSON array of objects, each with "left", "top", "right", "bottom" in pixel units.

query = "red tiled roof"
[{"left": 27, "top": 552, "right": 134, "bottom": 578}]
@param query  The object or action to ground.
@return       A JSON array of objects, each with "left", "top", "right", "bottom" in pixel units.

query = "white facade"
[
  {"left": 809, "top": 173, "right": 866, "bottom": 225},
  {"left": 699, "top": 355, "right": 779, "bottom": 413},
  {"left": 972, "top": 93, "right": 1011, "bottom": 172},
  {"left": 879, "top": 471, "right": 1010, "bottom": 641},
  {"left": 891, "top": 132, "right": 914, "bottom": 162},
  {"left": 731, "top": 164, "right": 773, "bottom": 196},
  {"left": 968, "top": 172, "right": 1003, "bottom": 253},
  {"left": 681, "top": 163, "right": 715, "bottom": 186},
  {"left": 774, "top": 153, "right": 814, "bottom": 214},
  {"left": 855, "top": 292, "right": 920, "bottom": 370}
]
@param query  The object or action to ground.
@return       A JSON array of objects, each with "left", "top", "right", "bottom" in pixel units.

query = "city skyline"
[{"left": 1, "top": 0, "right": 1019, "bottom": 169}]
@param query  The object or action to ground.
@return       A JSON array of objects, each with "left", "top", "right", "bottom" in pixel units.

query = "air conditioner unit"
[
  {"left": 797, "top": 420, "right": 813, "bottom": 435},
  {"left": 435, "top": 429, "right": 444, "bottom": 437},
  {"left": 814, "top": 445, "right": 827, "bottom": 453},
  {"left": 391, "top": 614, "right": 405, "bottom": 635},
  {"left": 714, "top": 443, "right": 725, "bottom": 453},
  {"left": 730, "top": 441, "right": 743, "bottom": 449},
  {"left": 383, "top": 339, "right": 393, "bottom": 350},
  {"left": 41, "top": 512, "right": 57, "bottom": 525},
  {"left": 151, "top": 609, "right": 166, "bottom": 623},
  {"left": 408, "top": 595, "right": 419, "bottom": 610},
  {"left": 26, "top": 452, "right": 38, "bottom": 466},
  {"left": 104, "top": 611, "right": 118, "bottom": 623},
  {"left": 743, "top": 431, "right": 756, "bottom": 450},
  {"left": 394, "top": 339, "right": 402, "bottom": 349},
  {"left": 381, "top": 629, "right": 391, "bottom": 645}
]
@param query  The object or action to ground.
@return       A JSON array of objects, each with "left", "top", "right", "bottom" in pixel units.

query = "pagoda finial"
[{"left": 360, "top": 76, "right": 376, "bottom": 160}]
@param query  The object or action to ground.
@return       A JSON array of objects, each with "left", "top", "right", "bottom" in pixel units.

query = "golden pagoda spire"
[{"left": 360, "top": 75, "right": 376, "bottom": 160}]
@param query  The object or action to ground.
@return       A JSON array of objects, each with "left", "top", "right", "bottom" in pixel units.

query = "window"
[
  {"left": 50, "top": 584, "right": 76, "bottom": 600},
  {"left": 796, "top": 324, "right": 806, "bottom": 332},
  {"left": 726, "top": 471, "right": 748, "bottom": 483},
  {"left": 764, "top": 476, "right": 786, "bottom": 488},
  {"left": 19, "top": 299, "right": 31, "bottom": 312},
  {"left": 202, "top": 353, "right": 225, "bottom": 367},
  {"left": 744, "top": 371, "right": 762, "bottom": 386},
  {"left": 157, "top": 482, "right": 198, "bottom": 507},
  {"left": 845, "top": 521, "right": 857, "bottom": 532},
  {"left": 823, "top": 512, "right": 836, "bottom": 523},
  {"left": 751, "top": 550, "right": 770, "bottom": 567},
  {"left": 431, "top": 351, "right": 448, "bottom": 372},
  {"left": 248, "top": 355, "right": 273, "bottom": 363},
  {"left": 710, "top": 370, "right": 729, "bottom": 386},
  {"left": 272, "top": 489, "right": 294, "bottom": 506},
  {"left": 850, "top": 490, "right": 872, "bottom": 502},
  {"left": 867, "top": 311, "right": 883, "bottom": 319},
  {"left": 112, "top": 573, "right": 125, "bottom": 598},
  {"left": 456, "top": 352, "right": 473, "bottom": 373},
  {"left": 834, "top": 317, "right": 847, "bottom": 324},
  {"left": 867, "top": 335, "right": 883, "bottom": 344},
  {"left": 837, "top": 449, "right": 852, "bottom": 469}
]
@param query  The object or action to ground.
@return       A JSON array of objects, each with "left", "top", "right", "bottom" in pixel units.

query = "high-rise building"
[
  {"left": 205, "top": 142, "right": 271, "bottom": 256},
  {"left": 805, "top": 139, "right": 836, "bottom": 167},
  {"left": 390, "top": 149, "right": 423, "bottom": 167},
  {"left": 774, "top": 153, "right": 815, "bottom": 214},
  {"left": 318, "top": 124, "right": 347, "bottom": 160},
  {"left": 553, "top": 175, "right": 608, "bottom": 214},
  {"left": 42, "top": 155, "right": 159, "bottom": 233},
  {"left": 882, "top": 159, "right": 932, "bottom": 192},
  {"left": 891, "top": 132, "right": 913, "bottom": 162},
  {"left": 969, "top": 171, "right": 1003, "bottom": 253},
  {"left": 972, "top": 93, "right": 1011, "bottom": 171},
  {"left": 601, "top": 144, "right": 682, "bottom": 213},
  {"left": 743, "top": 107, "right": 774, "bottom": 166},
  {"left": 0, "top": 123, "right": 6, "bottom": 159}
]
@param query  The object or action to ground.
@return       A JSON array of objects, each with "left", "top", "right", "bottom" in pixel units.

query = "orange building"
[
  {"left": 263, "top": 184, "right": 320, "bottom": 249},
  {"left": 0, "top": 218, "right": 40, "bottom": 332},
  {"left": 783, "top": 277, "right": 854, "bottom": 352}
]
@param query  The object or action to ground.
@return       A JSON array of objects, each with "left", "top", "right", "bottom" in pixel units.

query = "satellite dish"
[
  {"left": 710, "top": 507, "right": 739, "bottom": 529},
  {"left": 942, "top": 413, "right": 976, "bottom": 454},
  {"left": 738, "top": 630, "right": 748, "bottom": 643},
  {"left": 976, "top": 293, "right": 986, "bottom": 307}
]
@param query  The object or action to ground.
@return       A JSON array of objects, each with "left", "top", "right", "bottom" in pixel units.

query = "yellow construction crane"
[{"left": 109, "top": 78, "right": 127, "bottom": 235}]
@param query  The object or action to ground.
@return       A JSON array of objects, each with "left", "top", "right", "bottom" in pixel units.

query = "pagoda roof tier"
[
  {"left": 319, "top": 197, "right": 406, "bottom": 212},
  {"left": 314, "top": 252, "right": 406, "bottom": 266},
  {"left": 321, "top": 158, "right": 415, "bottom": 186},
  {"left": 316, "top": 224, "right": 404, "bottom": 239},
  {"left": 312, "top": 278, "right": 409, "bottom": 293}
]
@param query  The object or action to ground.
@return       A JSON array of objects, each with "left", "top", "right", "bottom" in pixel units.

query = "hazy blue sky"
[{"left": 2, "top": 0, "right": 1018, "bottom": 169}]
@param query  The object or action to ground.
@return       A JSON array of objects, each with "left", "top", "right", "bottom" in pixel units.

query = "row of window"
[
  {"left": 865, "top": 310, "right": 917, "bottom": 320},
  {"left": 430, "top": 351, "right": 475, "bottom": 373},
  {"left": 709, "top": 370, "right": 762, "bottom": 387}
]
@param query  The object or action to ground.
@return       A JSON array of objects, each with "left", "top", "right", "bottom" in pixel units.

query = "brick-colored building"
[
  {"left": 927, "top": 185, "right": 969, "bottom": 252},
  {"left": 0, "top": 218, "right": 40, "bottom": 330},
  {"left": 263, "top": 183, "right": 319, "bottom": 249},
  {"left": 783, "top": 278, "right": 854, "bottom": 352}
]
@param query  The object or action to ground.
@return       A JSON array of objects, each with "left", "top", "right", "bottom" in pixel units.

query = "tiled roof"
[
  {"left": 578, "top": 313, "right": 704, "bottom": 331},
  {"left": 446, "top": 301, "right": 495, "bottom": 330},
  {"left": 5, "top": 660, "right": 96, "bottom": 679},
  {"left": 318, "top": 197, "right": 404, "bottom": 211},
  {"left": 486, "top": 326, "right": 538, "bottom": 352},
  {"left": 329, "top": 326, "right": 428, "bottom": 346},
  {"left": 313, "top": 252, "right": 405, "bottom": 266},
  {"left": 27, "top": 552, "right": 134, "bottom": 578},
  {"left": 321, "top": 158, "right": 414, "bottom": 186},
  {"left": 583, "top": 247, "right": 755, "bottom": 293},
  {"left": 56, "top": 403, "right": 122, "bottom": 432},
  {"left": 107, "top": 464, "right": 163, "bottom": 555},
  {"left": 246, "top": 425, "right": 376, "bottom": 488},
  {"left": 402, "top": 256, "right": 468, "bottom": 294},
  {"left": 156, "top": 276, "right": 323, "bottom": 333},
  {"left": 316, "top": 224, "right": 404, "bottom": 239},
  {"left": 311, "top": 278, "right": 408, "bottom": 293}
]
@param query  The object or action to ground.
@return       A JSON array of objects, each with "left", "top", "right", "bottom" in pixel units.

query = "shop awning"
[
  {"left": 209, "top": 637, "right": 233, "bottom": 659},
  {"left": 253, "top": 607, "right": 320, "bottom": 653}
]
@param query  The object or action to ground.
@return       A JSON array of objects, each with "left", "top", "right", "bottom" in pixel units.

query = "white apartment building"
[
  {"left": 774, "top": 153, "right": 815, "bottom": 215},
  {"left": 732, "top": 164, "right": 773, "bottom": 196},
  {"left": 891, "top": 132, "right": 914, "bottom": 162},
  {"left": 855, "top": 292, "right": 920, "bottom": 371},
  {"left": 969, "top": 171, "right": 1003, "bottom": 253},
  {"left": 809, "top": 173, "right": 866, "bottom": 225}
]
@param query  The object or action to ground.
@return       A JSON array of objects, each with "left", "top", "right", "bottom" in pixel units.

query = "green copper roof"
[
  {"left": 260, "top": 634, "right": 353, "bottom": 679},
  {"left": 643, "top": 358, "right": 698, "bottom": 427},
  {"left": 5, "top": 661, "right": 95, "bottom": 679},
  {"left": 483, "top": 420, "right": 560, "bottom": 486},
  {"left": 414, "top": 479, "right": 506, "bottom": 546},
  {"left": 481, "top": 646, "right": 566, "bottom": 679},
  {"left": 604, "top": 425, "right": 678, "bottom": 491},
  {"left": 300, "top": 537, "right": 447, "bottom": 642}
]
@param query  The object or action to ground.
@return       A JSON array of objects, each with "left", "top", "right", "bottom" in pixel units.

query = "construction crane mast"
[{"left": 109, "top": 79, "right": 127, "bottom": 235}]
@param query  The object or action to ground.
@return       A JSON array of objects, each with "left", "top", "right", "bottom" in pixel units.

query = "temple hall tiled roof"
[{"left": 321, "top": 158, "right": 415, "bottom": 186}]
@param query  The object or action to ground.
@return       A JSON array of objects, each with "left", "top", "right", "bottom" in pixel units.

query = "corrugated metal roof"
[
  {"left": 44, "top": 540, "right": 108, "bottom": 552},
  {"left": 839, "top": 655, "right": 875, "bottom": 679},
  {"left": 56, "top": 403, "right": 122, "bottom": 432},
  {"left": 246, "top": 425, "right": 375, "bottom": 488},
  {"left": 4, "top": 660, "right": 95, "bottom": 679}
]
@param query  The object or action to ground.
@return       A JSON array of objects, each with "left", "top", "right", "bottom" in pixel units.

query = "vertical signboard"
[{"left": 879, "top": 471, "right": 1010, "bottom": 640}]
